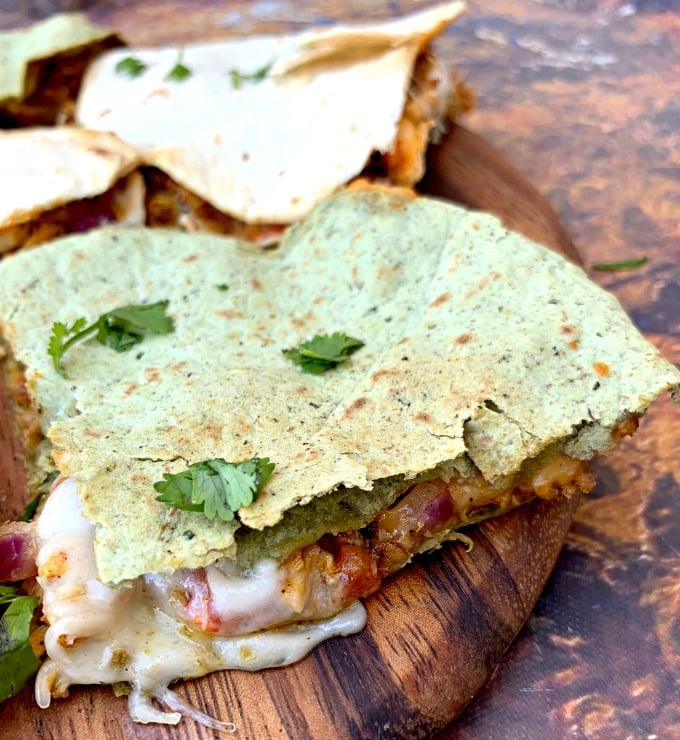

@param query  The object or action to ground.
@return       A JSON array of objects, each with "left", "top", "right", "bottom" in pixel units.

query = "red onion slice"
[{"left": 0, "top": 520, "right": 38, "bottom": 581}]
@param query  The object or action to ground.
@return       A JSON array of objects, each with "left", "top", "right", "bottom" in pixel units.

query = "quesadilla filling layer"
[
  {"left": 165, "top": 450, "right": 597, "bottom": 637},
  {"left": 0, "top": 171, "right": 145, "bottom": 254},
  {"left": 24, "top": 432, "right": 613, "bottom": 726},
  {"left": 1, "top": 33, "right": 123, "bottom": 128}
]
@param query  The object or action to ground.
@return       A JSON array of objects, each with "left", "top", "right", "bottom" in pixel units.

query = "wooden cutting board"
[{"left": 0, "top": 120, "right": 582, "bottom": 738}]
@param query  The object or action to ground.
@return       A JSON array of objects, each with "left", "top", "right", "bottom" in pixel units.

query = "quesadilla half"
[
  {"left": 0, "top": 190, "right": 677, "bottom": 727},
  {"left": 75, "top": 1, "right": 472, "bottom": 241},
  {"left": 0, "top": 13, "right": 123, "bottom": 127},
  {"left": 0, "top": 127, "right": 145, "bottom": 254}
]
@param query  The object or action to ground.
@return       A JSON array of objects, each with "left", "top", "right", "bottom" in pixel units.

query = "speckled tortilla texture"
[
  {"left": 0, "top": 190, "right": 677, "bottom": 585},
  {"left": 0, "top": 13, "right": 121, "bottom": 103}
]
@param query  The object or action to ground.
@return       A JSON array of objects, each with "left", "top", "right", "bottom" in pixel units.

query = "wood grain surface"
[{"left": 1, "top": 2, "right": 678, "bottom": 739}]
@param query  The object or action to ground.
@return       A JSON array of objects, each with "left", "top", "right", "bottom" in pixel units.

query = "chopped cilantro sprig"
[
  {"left": 114, "top": 56, "right": 147, "bottom": 78},
  {"left": 166, "top": 48, "right": 192, "bottom": 82},
  {"left": 228, "top": 62, "right": 272, "bottom": 89},
  {"left": 48, "top": 300, "right": 175, "bottom": 377},
  {"left": 592, "top": 256, "right": 648, "bottom": 272},
  {"left": 154, "top": 457, "right": 275, "bottom": 522},
  {"left": 282, "top": 332, "right": 364, "bottom": 374}
]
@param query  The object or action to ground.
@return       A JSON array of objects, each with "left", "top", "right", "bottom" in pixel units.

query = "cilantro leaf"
[
  {"left": 95, "top": 302, "right": 175, "bottom": 351},
  {"left": 228, "top": 62, "right": 272, "bottom": 90},
  {"left": 154, "top": 469, "right": 203, "bottom": 513},
  {"left": 282, "top": 332, "right": 364, "bottom": 374},
  {"left": 48, "top": 301, "right": 174, "bottom": 377},
  {"left": 167, "top": 62, "right": 191, "bottom": 81},
  {"left": 166, "top": 48, "right": 191, "bottom": 82},
  {"left": 592, "top": 256, "right": 648, "bottom": 272},
  {"left": 154, "top": 457, "right": 275, "bottom": 521},
  {"left": 0, "top": 586, "right": 18, "bottom": 605},
  {"left": 0, "top": 586, "right": 40, "bottom": 702},
  {"left": 47, "top": 317, "right": 86, "bottom": 376},
  {"left": 115, "top": 56, "right": 147, "bottom": 78}
]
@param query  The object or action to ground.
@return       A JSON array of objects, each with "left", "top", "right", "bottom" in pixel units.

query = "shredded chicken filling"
[
  {"left": 1, "top": 39, "right": 122, "bottom": 128},
  {"left": 384, "top": 50, "right": 474, "bottom": 186},
  {"left": 143, "top": 167, "right": 287, "bottom": 247},
  {"left": 0, "top": 171, "right": 145, "bottom": 254},
  {"left": 161, "top": 452, "right": 595, "bottom": 637}
]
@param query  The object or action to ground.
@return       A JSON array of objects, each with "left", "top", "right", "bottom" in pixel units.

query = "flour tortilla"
[
  {"left": 0, "top": 190, "right": 677, "bottom": 585},
  {"left": 0, "top": 127, "right": 141, "bottom": 231},
  {"left": 75, "top": 1, "right": 467, "bottom": 224}
]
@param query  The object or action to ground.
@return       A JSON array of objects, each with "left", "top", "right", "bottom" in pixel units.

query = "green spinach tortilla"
[{"left": 0, "top": 189, "right": 677, "bottom": 585}]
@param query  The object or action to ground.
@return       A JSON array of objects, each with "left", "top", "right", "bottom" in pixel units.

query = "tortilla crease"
[
  {"left": 0, "top": 191, "right": 677, "bottom": 586},
  {"left": 75, "top": 1, "right": 467, "bottom": 224},
  {"left": 0, "top": 13, "right": 122, "bottom": 120},
  {"left": 0, "top": 127, "right": 141, "bottom": 231}
]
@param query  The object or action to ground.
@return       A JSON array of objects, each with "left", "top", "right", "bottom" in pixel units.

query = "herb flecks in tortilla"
[
  {"left": 114, "top": 56, "right": 147, "bottom": 78},
  {"left": 593, "top": 257, "right": 648, "bottom": 272},
  {"left": 48, "top": 300, "right": 175, "bottom": 377},
  {"left": 154, "top": 457, "right": 275, "bottom": 522},
  {"left": 228, "top": 62, "right": 272, "bottom": 90},
  {"left": 283, "top": 332, "right": 364, "bottom": 374},
  {"left": 0, "top": 585, "right": 40, "bottom": 702},
  {"left": 166, "top": 48, "right": 191, "bottom": 82}
]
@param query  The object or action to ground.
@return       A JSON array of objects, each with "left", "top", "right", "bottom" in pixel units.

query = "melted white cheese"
[
  {"left": 146, "top": 557, "right": 304, "bottom": 636},
  {"left": 34, "top": 478, "right": 367, "bottom": 727}
]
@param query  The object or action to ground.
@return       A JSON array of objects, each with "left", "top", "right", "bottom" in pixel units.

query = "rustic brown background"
[
  {"left": 1, "top": 1, "right": 679, "bottom": 738},
  {"left": 445, "top": 2, "right": 680, "bottom": 737}
]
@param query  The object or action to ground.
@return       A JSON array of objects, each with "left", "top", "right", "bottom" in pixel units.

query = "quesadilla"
[
  {"left": 0, "top": 127, "right": 145, "bottom": 254},
  {"left": 0, "top": 190, "right": 677, "bottom": 727},
  {"left": 75, "top": 1, "right": 472, "bottom": 241},
  {"left": 0, "top": 13, "right": 123, "bottom": 127}
]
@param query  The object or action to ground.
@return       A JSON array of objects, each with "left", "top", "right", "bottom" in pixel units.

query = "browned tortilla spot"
[
  {"left": 429, "top": 291, "right": 451, "bottom": 308},
  {"left": 593, "top": 362, "right": 611, "bottom": 377}
]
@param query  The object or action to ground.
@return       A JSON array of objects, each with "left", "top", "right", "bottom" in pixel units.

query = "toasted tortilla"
[
  {"left": 0, "top": 13, "right": 123, "bottom": 126},
  {"left": 75, "top": 1, "right": 468, "bottom": 224},
  {"left": 0, "top": 127, "right": 145, "bottom": 253},
  {"left": 0, "top": 127, "right": 141, "bottom": 229},
  {"left": 0, "top": 190, "right": 677, "bottom": 585}
]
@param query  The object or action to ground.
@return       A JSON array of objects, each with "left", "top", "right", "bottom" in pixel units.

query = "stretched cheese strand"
[{"left": 34, "top": 478, "right": 366, "bottom": 727}]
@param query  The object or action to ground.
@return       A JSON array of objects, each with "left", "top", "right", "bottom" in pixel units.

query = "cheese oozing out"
[{"left": 34, "top": 477, "right": 367, "bottom": 728}]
